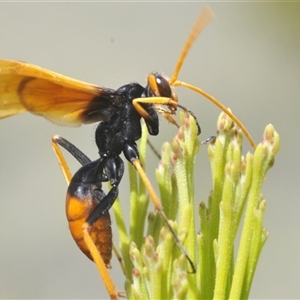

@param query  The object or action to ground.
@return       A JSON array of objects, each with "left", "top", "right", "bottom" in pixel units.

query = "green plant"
[{"left": 112, "top": 111, "right": 280, "bottom": 299}]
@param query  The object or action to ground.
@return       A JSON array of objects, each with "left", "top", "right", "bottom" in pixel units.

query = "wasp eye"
[{"left": 148, "top": 73, "right": 172, "bottom": 98}]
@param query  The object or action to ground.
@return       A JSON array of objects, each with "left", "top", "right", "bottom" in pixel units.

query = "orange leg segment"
[
  {"left": 133, "top": 96, "right": 180, "bottom": 127},
  {"left": 51, "top": 135, "right": 119, "bottom": 300},
  {"left": 132, "top": 158, "right": 196, "bottom": 273}
]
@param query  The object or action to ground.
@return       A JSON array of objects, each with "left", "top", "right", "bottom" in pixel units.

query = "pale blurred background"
[{"left": 0, "top": 2, "right": 299, "bottom": 299}]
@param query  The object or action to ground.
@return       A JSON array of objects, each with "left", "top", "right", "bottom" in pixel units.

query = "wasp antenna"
[
  {"left": 169, "top": 5, "right": 215, "bottom": 85},
  {"left": 174, "top": 81, "right": 256, "bottom": 150}
]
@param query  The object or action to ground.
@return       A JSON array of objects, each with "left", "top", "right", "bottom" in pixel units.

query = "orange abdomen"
[{"left": 66, "top": 193, "right": 112, "bottom": 268}]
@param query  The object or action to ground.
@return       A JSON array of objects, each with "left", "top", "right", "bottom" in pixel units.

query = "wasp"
[{"left": 0, "top": 6, "right": 255, "bottom": 299}]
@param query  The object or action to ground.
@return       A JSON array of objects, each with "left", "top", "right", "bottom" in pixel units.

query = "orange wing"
[{"left": 0, "top": 59, "right": 117, "bottom": 126}]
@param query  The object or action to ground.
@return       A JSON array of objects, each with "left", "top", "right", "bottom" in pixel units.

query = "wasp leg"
[
  {"left": 132, "top": 96, "right": 179, "bottom": 127},
  {"left": 112, "top": 244, "right": 125, "bottom": 275},
  {"left": 146, "top": 138, "right": 161, "bottom": 161},
  {"left": 52, "top": 135, "right": 75, "bottom": 185},
  {"left": 123, "top": 141, "right": 196, "bottom": 274},
  {"left": 201, "top": 135, "right": 216, "bottom": 145},
  {"left": 53, "top": 135, "right": 91, "bottom": 165},
  {"left": 133, "top": 96, "right": 202, "bottom": 135},
  {"left": 51, "top": 135, "right": 119, "bottom": 300}
]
